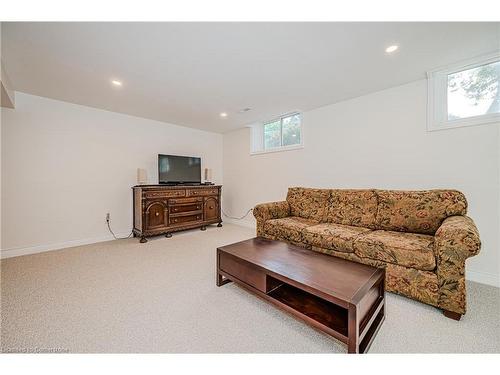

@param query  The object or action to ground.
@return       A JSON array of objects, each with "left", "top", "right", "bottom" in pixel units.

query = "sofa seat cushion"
[
  {"left": 353, "top": 230, "right": 436, "bottom": 271},
  {"left": 263, "top": 216, "right": 319, "bottom": 243},
  {"left": 303, "top": 223, "right": 372, "bottom": 253}
]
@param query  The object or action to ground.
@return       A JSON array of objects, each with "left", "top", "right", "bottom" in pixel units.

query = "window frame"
[
  {"left": 263, "top": 112, "right": 303, "bottom": 151},
  {"left": 427, "top": 52, "right": 500, "bottom": 132},
  {"left": 247, "top": 110, "right": 304, "bottom": 155}
]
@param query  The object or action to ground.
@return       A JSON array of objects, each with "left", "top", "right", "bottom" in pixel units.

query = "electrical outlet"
[{"left": 106, "top": 213, "right": 110, "bottom": 222}]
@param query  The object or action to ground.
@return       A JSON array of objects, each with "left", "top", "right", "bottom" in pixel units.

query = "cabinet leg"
[
  {"left": 165, "top": 233, "right": 172, "bottom": 238},
  {"left": 217, "top": 222, "right": 223, "bottom": 227},
  {"left": 139, "top": 236, "right": 148, "bottom": 243},
  {"left": 200, "top": 226, "right": 207, "bottom": 231}
]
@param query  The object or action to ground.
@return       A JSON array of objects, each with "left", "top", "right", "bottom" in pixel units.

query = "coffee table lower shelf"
[{"left": 217, "top": 267, "right": 385, "bottom": 354}]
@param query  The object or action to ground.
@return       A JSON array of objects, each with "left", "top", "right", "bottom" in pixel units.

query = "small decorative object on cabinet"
[
  {"left": 132, "top": 185, "right": 222, "bottom": 243},
  {"left": 137, "top": 168, "right": 148, "bottom": 185}
]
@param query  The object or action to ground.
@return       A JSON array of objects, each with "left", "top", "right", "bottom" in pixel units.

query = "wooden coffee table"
[{"left": 216, "top": 237, "right": 385, "bottom": 353}]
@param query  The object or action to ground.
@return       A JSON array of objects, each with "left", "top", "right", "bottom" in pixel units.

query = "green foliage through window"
[
  {"left": 263, "top": 113, "right": 301, "bottom": 150},
  {"left": 447, "top": 60, "right": 500, "bottom": 120}
]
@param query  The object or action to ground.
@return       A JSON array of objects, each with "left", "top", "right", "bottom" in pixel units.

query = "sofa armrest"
[
  {"left": 434, "top": 215, "right": 480, "bottom": 315},
  {"left": 435, "top": 215, "right": 481, "bottom": 261},
  {"left": 253, "top": 201, "right": 290, "bottom": 236},
  {"left": 253, "top": 201, "right": 290, "bottom": 222}
]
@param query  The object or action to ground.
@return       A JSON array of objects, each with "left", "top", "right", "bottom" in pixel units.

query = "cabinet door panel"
[
  {"left": 145, "top": 201, "right": 168, "bottom": 230},
  {"left": 204, "top": 197, "right": 219, "bottom": 221}
]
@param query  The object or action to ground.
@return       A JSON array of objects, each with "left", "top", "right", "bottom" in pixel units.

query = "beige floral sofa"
[{"left": 253, "top": 187, "right": 481, "bottom": 320}]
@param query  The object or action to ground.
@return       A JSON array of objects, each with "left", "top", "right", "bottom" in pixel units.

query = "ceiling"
[{"left": 2, "top": 22, "right": 499, "bottom": 133}]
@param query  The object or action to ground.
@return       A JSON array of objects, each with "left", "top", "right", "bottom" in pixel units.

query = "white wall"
[
  {"left": 223, "top": 79, "right": 500, "bottom": 287},
  {"left": 1, "top": 92, "right": 223, "bottom": 257}
]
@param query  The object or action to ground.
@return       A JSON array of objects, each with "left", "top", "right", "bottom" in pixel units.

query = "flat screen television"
[{"left": 158, "top": 154, "right": 201, "bottom": 184}]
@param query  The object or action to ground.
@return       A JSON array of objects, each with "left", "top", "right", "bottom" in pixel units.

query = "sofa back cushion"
[
  {"left": 325, "top": 189, "right": 378, "bottom": 229},
  {"left": 286, "top": 187, "right": 330, "bottom": 222},
  {"left": 375, "top": 190, "right": 467, "bottom": 234}
]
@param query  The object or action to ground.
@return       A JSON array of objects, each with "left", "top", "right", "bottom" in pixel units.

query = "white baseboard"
[
  {"left": 1, "top": 220, "right": 255, "bottom": 259},
  {"left": 1, "top": 231, "right": 131, "bottom": 259},
  {"left": 222, "top": 217, "right": 256, "bottom": 229},
  {"left": 466, "top": 269, "right": 500, "bottom": 287}
]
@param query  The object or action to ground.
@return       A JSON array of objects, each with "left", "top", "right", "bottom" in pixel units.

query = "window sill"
[
  {"left": 250, "top": 144, "right": 304, "bottom": 156},
  {"left": 427, "top": 113, "right": 500, "bottom": 132}
]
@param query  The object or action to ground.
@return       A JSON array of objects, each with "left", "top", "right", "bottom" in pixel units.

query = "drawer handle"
[
  {"left": 173, "top": 208, "right": 178, "bottom": 212},
  {"left": 155, "top": 212, "right": 159, "bottom": 216},
  {"left": 173, "top": 219, "right": 178, "bottom": 223},
  {"left": 192, "top": 191, "right": 198, "bottom": 195},
  {"left": 209, "top": 206, "right": 214, "bottom": 209},
  {"left": 197, "top": 216, "right": 201, "bottom": 220},
  {"left": 197, "top": 206, "right": 201, "bottom": 209}
]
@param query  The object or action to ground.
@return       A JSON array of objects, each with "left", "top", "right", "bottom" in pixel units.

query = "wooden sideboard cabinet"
[{"left": 132, "top": 185, "right": 222, "bottom": 243}]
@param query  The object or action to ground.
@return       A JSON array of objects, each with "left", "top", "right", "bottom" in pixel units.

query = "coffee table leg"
[
  {"left": 216, "top": 271, "right": 231, "bottom": 287},
  {"left": 216, "top": 249, "right": 232, "bottom": 287},
  {"left": 347, "top": 305, "right": 359, "bottom": 354}
]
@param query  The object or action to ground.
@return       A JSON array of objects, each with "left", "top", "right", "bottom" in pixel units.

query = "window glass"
[
  {"left": 282, "top": 114, "right": 301, "bottom": 146},
  {"left": 254, "top": 113, "right": 302, "bottom": 152},
  {"left": 447, "top": 60, "right": 500, "bottom": 120},
  {"left": 264, "top": 120, "right": 281, "bottom": 149}
]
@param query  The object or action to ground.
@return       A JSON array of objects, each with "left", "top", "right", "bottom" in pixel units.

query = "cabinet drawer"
[
  {"left": 219, "top": 252, "right": 266, "bottom": 293},
  {"left": 169, "top": 197, "right": 203, "bottom": 205},
  {"left": 186, "top": 188, "right": 219, "bottom": 197},
  {"left": 169, "top": 203, "right": 202, "bottom": 214},
  {"left": 144, "top": 190, "right": 186, "bottom": 199},
  {"left": 169, "top": 213, "right": 202, "bottom": 225}
]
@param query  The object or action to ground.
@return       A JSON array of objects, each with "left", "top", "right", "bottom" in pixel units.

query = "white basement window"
[
  {"left": 427, "top": 52, "right": 500, "bottom": 131},
  {"left": 250, "top": 112, "right": 303, "bottom": 154}
]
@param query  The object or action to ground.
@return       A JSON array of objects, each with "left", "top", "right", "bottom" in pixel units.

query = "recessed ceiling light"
[
  {"left": 385, "top": 45, "right": 399, "bottom": 53},
  {"left": 111, "top": 80, "right": 123, "bottom": 86},
  {"left": 220, "top": 112, "right": 228, "bottom": 118}
]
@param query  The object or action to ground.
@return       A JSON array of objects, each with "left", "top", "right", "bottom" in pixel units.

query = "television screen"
[{"left": 158, "top": 154, "right": 201, "bottom": 184}]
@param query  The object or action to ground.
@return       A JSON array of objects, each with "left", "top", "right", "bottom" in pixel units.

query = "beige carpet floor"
[{"left": 1, "top": 223, "right": 499, "bottom": 353}]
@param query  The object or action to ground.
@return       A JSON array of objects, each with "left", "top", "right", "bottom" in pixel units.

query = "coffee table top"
[{"left": 217, "top": 237, "right": 383, "bottom": 305}]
